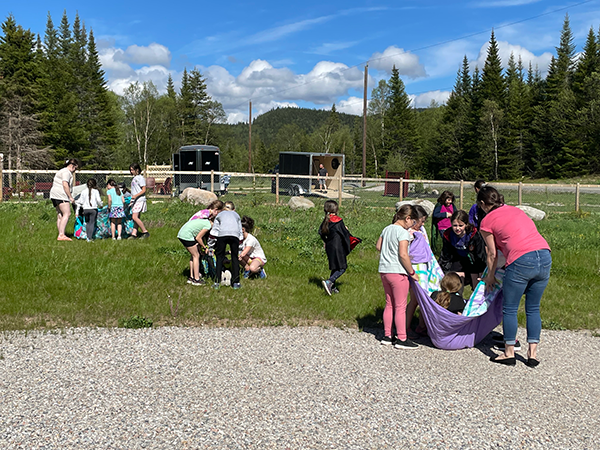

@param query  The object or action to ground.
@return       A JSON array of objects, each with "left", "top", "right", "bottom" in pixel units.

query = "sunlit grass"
[{"left": 0, "top": 198, "right": 598, "bottom": 331}]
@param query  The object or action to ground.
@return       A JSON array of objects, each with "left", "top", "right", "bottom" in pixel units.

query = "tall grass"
[{"left": 0, "top": 198, "right": 598, "bottom": 331}]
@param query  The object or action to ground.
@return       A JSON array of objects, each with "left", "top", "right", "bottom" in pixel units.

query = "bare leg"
[
  {"left": 110, "top": 219, "right": 116, "bottom": 239},
  {"left": 117, "top": 219, "right": 122, "bottom": 238},
  {"left": 528, "top": 342, "right": 538, "bottom": 360},
  {"left": 132, "top": 212, "right": 147, "bottom": 235},
  {"left": 186, "top": 245, "right": 200, "bottom": 280},
  {"left": 57, "top": 202, "right": 71, "bottom": 237},
  {"left": 248, "top": 258, "right": 263, "bottom": 274}
]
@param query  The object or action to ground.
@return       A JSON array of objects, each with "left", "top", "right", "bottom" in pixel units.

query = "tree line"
[{"left": 1, "top": 13, "right": 599, "bottom": 180}]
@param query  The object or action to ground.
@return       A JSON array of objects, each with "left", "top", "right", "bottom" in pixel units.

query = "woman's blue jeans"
[{"left": 502, "top": 249, "right": 552, "bottom": 345}]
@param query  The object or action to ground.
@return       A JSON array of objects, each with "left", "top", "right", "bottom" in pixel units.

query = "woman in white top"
[
  {"left": 49, "top": 158, "right": 80, "bottom": 241},
  {"left": 75, "top": 179, "right": 103, "bottom": 241}
]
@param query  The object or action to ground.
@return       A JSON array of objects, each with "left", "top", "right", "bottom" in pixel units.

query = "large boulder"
[
  {"left": 180, "top": 188, "right": 218, "bottom": 206},
  {"left": 395, "top": 199, "right": 436, "bottom": 216},
  {"left": 516, "top": 205, "right": 546, "bottom": 221},
  {"left": 288, "top": 196, "right": 315, "bottom": 211}
]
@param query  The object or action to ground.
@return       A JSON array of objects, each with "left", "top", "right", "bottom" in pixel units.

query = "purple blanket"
[{"left": 412, "top": 280, "right": 503, "bottom": 350}]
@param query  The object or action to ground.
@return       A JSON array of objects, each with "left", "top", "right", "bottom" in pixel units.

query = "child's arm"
[
  {"left": 195, "top": 229, "right": 210, "bottom": 251},
  {"left": 398, "top": 239, "right": 418, "bottom": 281},
  {"left": 239, "top": 245, "right": 252, "bottom": 260},
  {"left": 375, "top": 236, "right": 383, "bottom": 252},
  {"left": 107, "top": 193, "right": 112, "bottom": 208}
]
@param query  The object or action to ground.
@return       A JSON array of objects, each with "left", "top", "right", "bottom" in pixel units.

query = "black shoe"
[
  {"left": 490, "top": 355, "right": 516, "bottom": 366},
  {"left": 380, "top": 336, "right": 393, "bottom": 346},
  {"left": 394, "top": 338, "right": 419, "bottom": 349},
  {"left": 139, "top": 232, "right": 150, "bottom": 239},
  {"left": 494, "top": 340, "right": 521, "bottom": 351},
  {"left": 525, "top": 358, "right": 540, "bottom": 367}
]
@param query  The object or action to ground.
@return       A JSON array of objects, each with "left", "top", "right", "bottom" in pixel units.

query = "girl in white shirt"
[
  {"left": 75, "top": 179, "right": 103, "bottom": 241},
  {"left": 129, "top": 163, "right": 149, "bottom": 239},
  {"left": 239, "top": 216, "right": 267, "bottom": 279}
]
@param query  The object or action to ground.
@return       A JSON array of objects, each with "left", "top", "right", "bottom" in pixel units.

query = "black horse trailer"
[
  {"left": 173, "top": 145, "right": 220, "bottom": 193},
  {"left": 274, "top": 152, "right": 345, "bottom": 195}
]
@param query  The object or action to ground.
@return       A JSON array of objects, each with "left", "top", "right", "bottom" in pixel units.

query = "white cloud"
[
  {"left": 471, "top": 40, "right": 553, "bottom": 74},
  {"left": 409, "top": 90, "right": 452, "bottom": 108},
  {"left": 336, "top": 97, "right": 364, "bottom": 116},
  {"left": 368, "top": 46, "right": 427, "bottom": 78},
  {"left": 122, "top": 43, "right": 171, "bottom": 66}
]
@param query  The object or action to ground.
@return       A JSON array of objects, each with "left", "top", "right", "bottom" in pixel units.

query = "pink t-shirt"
[
  {"left": 480, "top": 205, "right": 550, "bottom": 266},
  {"left": 437, "top": 204, "right": 454, "bottom": 231}
]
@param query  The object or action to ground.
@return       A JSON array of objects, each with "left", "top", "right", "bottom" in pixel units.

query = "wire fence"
[{"left": 2, "top": 168, "right": 599, "bottom": 214}]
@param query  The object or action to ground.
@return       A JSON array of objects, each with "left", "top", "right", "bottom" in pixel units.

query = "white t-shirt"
[
  {"left": 76, "top": 188, "right": 103, "bottom": 209},
  {"left": 131, "top": 175, "right": 146, "bottom": 197},
  {"left": 50, "top": 167, "right": 73, "bottom": 201},
  {"left": 378, "top": 224, "right": 410, "bottom": 274},
  {"left": 242, "top": 233, "right": 267, "bottom": 263}
]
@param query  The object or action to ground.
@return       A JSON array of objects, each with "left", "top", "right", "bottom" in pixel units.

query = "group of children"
[
  {"left": 177, "top": 200, "right": 267, "bottom": 289},
  {"left": 74, "top": 163, "right": 149, "bottom": 241},
  {"left": 319, "top": 182, "right": 490, "bottom": 350}
]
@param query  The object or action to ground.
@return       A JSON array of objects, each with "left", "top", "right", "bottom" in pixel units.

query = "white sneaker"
[{"left": 117, "top": 236, "right": 122, "bottom": 241}]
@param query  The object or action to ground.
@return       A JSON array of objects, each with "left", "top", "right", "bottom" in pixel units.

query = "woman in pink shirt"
[{"left": 478, "top": 186, "right": 551, "bottom": 367}]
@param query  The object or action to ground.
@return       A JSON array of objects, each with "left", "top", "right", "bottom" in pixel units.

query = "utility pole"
[
  {"left": 248, "top": 100, "right": 252, "bottom": 173},
  {"left": 362, "top": 64, "right": 368, "bottom": 185}
]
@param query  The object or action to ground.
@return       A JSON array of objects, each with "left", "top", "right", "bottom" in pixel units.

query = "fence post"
[
  {"left": 576, "top": 183, "right": 580, "bottom": 212},
  {"left": 210, "top": 170, "right": 214, "bottom": 193},
  {"left": 459, "top": 180, "right": 464, "bottom": 210},
  {"left": 518, "top": 182, "right": 523, "bottom": 206},
  {"left": 0, "top": 153, "right": 3, "bottom": 203},
  {"left": 399, "top": 178, "right": 404, "bottom": 201},
  {"left": 275, "top": 173, "right": 280, "bottom": 204},
  {"left": 338, "top": 174, "right": 342, "bottom": 206}
]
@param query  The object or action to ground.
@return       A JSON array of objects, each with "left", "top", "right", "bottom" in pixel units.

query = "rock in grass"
[
  {"left": 180, "top": 188, "right": 218, "bottom": 206},
  {"left": 516, "top": 205, "right": 546, "bottom": 220},
  {"left": 395, "top": 199, "right": 435, "bottom": 216},
  {"left": 288, "top": 196, "right": 315, "bottom": 211}
]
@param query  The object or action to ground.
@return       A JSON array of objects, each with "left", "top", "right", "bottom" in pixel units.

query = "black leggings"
[
  {"left": 328, "top": 268, "right": 346, "bottom": 284},
  {"left": 215, "top": 236, "right": 240, "bottom": 285},
  {"left": 83, "top": 209, "right": 97, "bottom": 239}
]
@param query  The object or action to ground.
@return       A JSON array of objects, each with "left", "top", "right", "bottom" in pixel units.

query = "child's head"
[
  {"left": 86, "top": 178, "right": 97, "bottom": 190},
  {"left": 107, "top": 179, "right": 121, "bottom": 196},
  {"left": 410, "top": 205, "right": 428, "bottom": 230},
  {"left": 393, "top": 205, "right": 414, "bottom": 229},
  {"left": 437, "top": 190, "right": 455, "bottom": 207},
  {"left": 241, "top": 216, "right": 254, "bottom": 235},
  {"left": 129, "top": 163, "right": 142, "bottom": 175},
  {"left": 474, "top": 180, "right": 486, "bottom": 193},
  {"left": 207, "top": 200, "right": 224, "bottom": 217},
  {"left": 324, "top": 200, "right": 339, "bottom": 215},
  {"left": 65, "top": 158, "right": 82, "bottom": 170},
  {"left": 435, "top": 272, "right": 463, "bottom": 309},
  {"left": 224, "top": 201, "right": 235, "bottom": 211},
  {"left": 450, "top": 210, "right": 471, "bottom": 237}
]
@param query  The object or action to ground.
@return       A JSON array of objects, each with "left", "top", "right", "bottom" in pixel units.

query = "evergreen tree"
[
  {"left": 573, "top": 27, "right": 598, "bottom": 105},
  {"left": 504, "top": 54, "right": 529, "bottom": 178},
  {"left": 480, "top": 30, "right": 506, "bottom": 104},
  {"left": 546, "top": 14, "right": 576, "bottom": 97}
]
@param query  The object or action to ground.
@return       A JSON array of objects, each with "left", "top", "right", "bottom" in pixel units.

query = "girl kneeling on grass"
[
  {"left": 239, "top": 216, "right": 267, "bottom": 279},
  {"left": 177, "top": 216, "right": 212, "bottom": 286},
  {"left": 319, "top": 200, "right": 351, "bottom": 296},
  {"left": 376, "top": 205, "right": 420, "bottom": 349},
  {"left": 107, "top": 179, "right": 125, "bottom": 240}
]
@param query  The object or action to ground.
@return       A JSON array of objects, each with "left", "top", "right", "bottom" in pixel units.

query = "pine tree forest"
[{"left": 1, "top": 13, "right": 599, "bottom": 180}]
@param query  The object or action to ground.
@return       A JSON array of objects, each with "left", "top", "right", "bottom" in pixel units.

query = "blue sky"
[{"left": 4, "top": 0, "right": 600, "bottom": 122}]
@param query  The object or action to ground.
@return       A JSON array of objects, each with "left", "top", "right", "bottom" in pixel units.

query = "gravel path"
[{"left": 1, "top": 326, "right": 598, "bottom": 449}]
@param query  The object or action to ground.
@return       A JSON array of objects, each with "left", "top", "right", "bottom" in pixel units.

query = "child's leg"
[
  {"left": 110, "top": 218, "right": 116, "bottom": 238},
  {"left": 117, "top": 219, "right": 122, "bottom": 238},
  {"left": 214, "top": 238, "right": 227, "bottom": 283},
  {"left": 187, "top": 244, "right": 200, "bottom": 280},
  {"left": 329, "top": 268, "right": 346, "bottom": 284},
  {"left": 229, "top": 237, "right": 240, "bottom": 284},
  {"left": 380, "top": 274, "right": 395, "bottom": 338},
  {"left": 248, "top": 258, "right": 263, "bottom": 274},
  {"left": 132, "top": 212, "right": 147, "bottom": 235},
  {"left": 382, "top": 273, "right": 409, "bottom": 341}
]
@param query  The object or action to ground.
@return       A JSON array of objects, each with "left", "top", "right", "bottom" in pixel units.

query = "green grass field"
[{"left": 0, "top": 197, "right": 599, "bottom": 332}]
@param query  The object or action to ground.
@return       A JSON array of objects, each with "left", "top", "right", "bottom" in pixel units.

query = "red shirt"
[{"left": 480, "top": 205, "right": 550, "bottom": 266}]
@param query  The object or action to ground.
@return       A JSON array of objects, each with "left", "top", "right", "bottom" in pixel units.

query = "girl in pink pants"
[{"left": 376, "top": 205, "right": 420, "bottom": 349}]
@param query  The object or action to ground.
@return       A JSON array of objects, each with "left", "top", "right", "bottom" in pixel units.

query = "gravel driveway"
[{"left": 1, "top": 326, "right": 598, "bottom": 449}]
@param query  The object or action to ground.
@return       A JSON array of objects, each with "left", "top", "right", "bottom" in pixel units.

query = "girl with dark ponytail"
[{"left": 319, "top": 200, "right": 351, "bottom": 295}]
